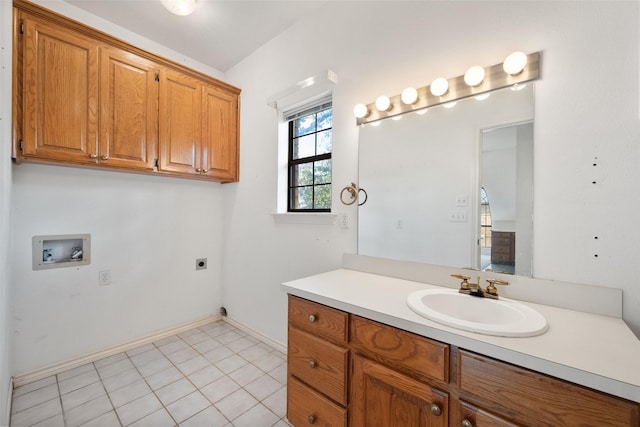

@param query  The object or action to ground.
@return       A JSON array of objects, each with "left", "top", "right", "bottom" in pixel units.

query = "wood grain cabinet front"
[
  {"left": 351, "top": 355, "right": 448, "bottom": 427},
  {"left": 287, "top": 296, "right": 349, "bottom": 426},
  {"left": 13, "top": 0, "right": 240, "bottom": 182},
  {"left": 18, "top": 11, "right": 99, "bottom": 165},
  {"left": 458, "top": 350, "right": 640, "bottom": 426},
  {"left": 286, "top": 294, "right": 640, "bottom": 426}
]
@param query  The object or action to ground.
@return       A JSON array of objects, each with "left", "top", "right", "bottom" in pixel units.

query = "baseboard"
[
  {"left": 223, "top": 316, "right": 287, "bottom": 354},
  {"left": 4, "top": 377, "right": 13, "bottom": 427},
  {"left": 13, "top": 314, "right": 221, "bottom": 388}
]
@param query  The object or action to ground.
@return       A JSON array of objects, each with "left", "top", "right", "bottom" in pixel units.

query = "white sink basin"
[{"left": 407, "top": 288, "right": 548, "bottom": 337}]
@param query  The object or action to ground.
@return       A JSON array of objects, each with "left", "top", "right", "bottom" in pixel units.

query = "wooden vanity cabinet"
[
  {"left": 286, "top": 294, "right": 640, "bottom": 427},
  {"left": 456, "top": 350, "right": 640, "bottom": 427},
  {"left": 287, "top": 296, "right": 349, "bottom": 427},
  {"left": 13, "top": 0, "right": 240, "bottom": 182}
]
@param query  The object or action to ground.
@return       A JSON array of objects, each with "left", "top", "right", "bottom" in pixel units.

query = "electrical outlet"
[
  {"left": 99, "top": 270, "right": 111, "bottom": 286},
  {"left": 340, "top": 213, "right": 349, "bottom": 229},
  {"left": 456, "top": 194, "right": 469, "bottom": 207},
  {"left": 449, "top": 211, "right": 468, "bottom": 222},
  {"left": 196, "top": 258, "right": 207, "bottom": 270}
]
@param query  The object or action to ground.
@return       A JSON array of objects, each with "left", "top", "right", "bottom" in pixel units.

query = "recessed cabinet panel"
[
  {"left": 202, "top": 84, "right": 239, "bottom": 181},
  {"left": 159, "top": 69, "right": 201, "bottom": 175},
  {"left": 22, "top": 15, "right": 98, "bottom": 163},
  {"left": 99, "top": 47, "right": 158, "bottom": 170},
  {"left": 351, "top": 355, "right": 448, "bottom": 427}
]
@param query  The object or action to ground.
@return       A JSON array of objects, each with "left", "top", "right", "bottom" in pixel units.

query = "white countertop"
[{"left": 281, "top": 268, "right": 640, "bottom": 402}]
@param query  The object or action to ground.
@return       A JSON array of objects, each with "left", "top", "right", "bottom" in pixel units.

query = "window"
[
  {"left": 287, "top": 101, "right": 332, "bottom": 212},
  {"left": 480, "top": 187, "right": 492, "bottom": 248}
]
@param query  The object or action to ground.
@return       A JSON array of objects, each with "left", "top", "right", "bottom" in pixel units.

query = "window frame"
[{"left": 286, "top": 102, "right": 333, "bottom": 213}]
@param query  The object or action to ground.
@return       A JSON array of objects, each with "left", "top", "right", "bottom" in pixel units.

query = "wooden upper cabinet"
[
  {"left": 202, "top": 84, "right": 239, "bottom": 182},
  {"left": 158, "top": 68, "right": 202, "bottom": 176},
  {"left": 20, "top": 12, "right": 99, "bottom": 164},
  {"left": 158, "top": 70, "right": 240, "bottom": 182},
  {"left": 99, "top": 47, "right": 158, "bottom": 170},
  {"left": 13, "top": 0, "right": 241, "bottom": 182}
]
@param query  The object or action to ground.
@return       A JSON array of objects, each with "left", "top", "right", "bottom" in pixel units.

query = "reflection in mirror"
[
  {"left": 358, "top": 85, "right": 534, "bottom": 276},
  {"left": 479, "top": 121, "right": 533, "bottom": 276}
]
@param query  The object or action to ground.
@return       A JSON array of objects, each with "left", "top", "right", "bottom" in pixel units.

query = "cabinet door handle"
[
  {"left": 308, "top": 415, "right": 316, "bottom": 424},
  {"left": 196, "top": 168, "right": 201, "bottom": 173},
  {"left": 202, "top": 169, "right": 208, "bottom": 173},
  {"left": 89, "top": 153, "right": 98, "bottom": 159},
  {"left": 308, "top": 360, "right": 317, "bottom": 369},
  {"left": 462, "top": 419, "right": 473, "bottom": 427},
  {"left": 308, "top": 314, "right": 317, "bottom": 323},
  {"left": 430, "top": 404, "right": 442, "bottom": 416},
  {"left": 101, "top": 155, "right": 109, "bottom": 161}
]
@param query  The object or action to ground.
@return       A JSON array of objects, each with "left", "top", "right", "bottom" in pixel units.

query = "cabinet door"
[
  {"left": 351, "top": 355, "right": 448, "bottom": 427},
  {"left": 21, "top": 13, "right": 99, "bottom": 164},
  {"left": 158, "top": 68, "right": 202, "bottom": 175},
  {"left": 99, "top": 47, "right": 158, "bottom": 170},
  {"left": 201, "top": 83, "right": 239, "bottom": 182}
]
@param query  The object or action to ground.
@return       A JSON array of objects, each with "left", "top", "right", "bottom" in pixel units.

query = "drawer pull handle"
[
  {"left": 308, "top": 415, "right": 316, "bottom": 424},
  {"left": 101, "top": 155, "right": 109, "bottom": 161},
  {"left": 308, "top": 314, "right": 317, "bottom": 323},
  {"left": 430, "top": 404, "right": 442, "bottom": 416},
  {"left": 462, "top": 420, "right": 473, "bottom": 427},
  {"left": 89, "top": 153, "right": 98, "bottom": 159},
  {"left": 308, "top": 360, "right": 317, "bottom": 369}
]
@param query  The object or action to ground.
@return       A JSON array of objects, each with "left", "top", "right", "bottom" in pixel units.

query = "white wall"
[
  {"left": 1, "top": 0, "right": 14, "bottom": 422},
  {"left": 9, "top": 1, "right": 228, "bottom": 375},
  {"left": 224, "top": 0, "right": 640, "bottom": 339}
]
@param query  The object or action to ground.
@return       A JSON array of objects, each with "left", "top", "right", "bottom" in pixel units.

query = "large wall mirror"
[{"left": 358, "top": 85, "right": 534, "bottom": 276}]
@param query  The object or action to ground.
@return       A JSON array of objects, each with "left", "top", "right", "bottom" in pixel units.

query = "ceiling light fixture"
[{"left": 161, "top": 0, "right": 196, "bottom": 16}]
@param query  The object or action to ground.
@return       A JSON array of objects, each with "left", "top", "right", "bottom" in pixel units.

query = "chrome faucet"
[{"left": 450, "top": 274, "right": 509, "bottom": 299}]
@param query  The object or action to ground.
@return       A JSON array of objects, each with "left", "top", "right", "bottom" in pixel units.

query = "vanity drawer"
[
  {"left": 287, "top": 376, "right": 347, "bottom": 427},
  {"left": 288, "top": 295, "right": 348, "bottom": 344},
  {"left": 350, "top": 315, "right": 449, "bottom": 383},
  {"left": 458, "top": 350, "right": 640, "bottom": 426},
  {"left": 288, "top": 326, "right": 348, "bottom": 405}
]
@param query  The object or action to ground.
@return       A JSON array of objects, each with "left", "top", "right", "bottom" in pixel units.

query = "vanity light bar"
[{"left": 355, "top": 51, "right": 540, "bottom": 125}]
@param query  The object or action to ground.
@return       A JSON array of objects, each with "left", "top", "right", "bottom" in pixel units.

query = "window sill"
[{"left": 271, "top": 213, "right": 337, "bottom": 225}]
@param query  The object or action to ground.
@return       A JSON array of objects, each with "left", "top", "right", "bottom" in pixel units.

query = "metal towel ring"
[{"left": 340, "top": 182, "right": 368, "bottom": 206}]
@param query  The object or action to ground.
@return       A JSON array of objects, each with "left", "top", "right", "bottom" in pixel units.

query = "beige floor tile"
[{"left": 11, "top": 321, "right": 289, "bottom": 427}]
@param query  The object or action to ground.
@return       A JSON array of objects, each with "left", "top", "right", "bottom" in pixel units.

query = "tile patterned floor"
[{"left": 10, "top": 321, "right": 290, "bottom": 427}]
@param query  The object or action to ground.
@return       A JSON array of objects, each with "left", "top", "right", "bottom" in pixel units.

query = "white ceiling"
[{"left": 63, "top": 0, "right": 326, "bottom": 72}]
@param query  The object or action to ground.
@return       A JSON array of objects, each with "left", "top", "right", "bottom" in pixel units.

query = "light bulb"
[
  {"left": 464, "top": 65, "right": 485, "bottom": 87},
  {"left": 503, "top": 51, "right": 528, "bottom": 75},
  {"left": 161, "top": 0, "right": 196, "bottom": 15},
  {"left": 475, "top": 93, "right": 491, "bottom": 101},
  {"left": 401, "top": 87, "right": 418, "bottom": 105},
  {"left": 443, "top": 101, "right": 457, "bottom": 109},
  {"left": 353, "top": 104, "right": 369, "bottom": 119},
  {"left": 375, "top": 95, "right": 392, "bottom": 112},
  {"left": 430, "top": 78, "right": 449, "bottom": 96}
]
